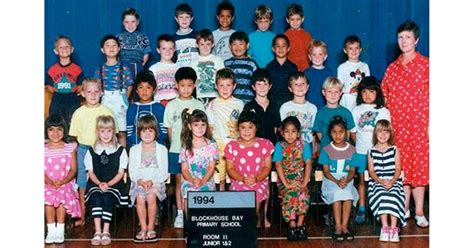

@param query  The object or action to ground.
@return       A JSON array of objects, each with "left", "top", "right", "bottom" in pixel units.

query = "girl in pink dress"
[
  {"left": 224, "top": 110, "right": 274, "bottom": 226},
  {"left": 44, "top": 115, "right": 81, "bottom": 244}
]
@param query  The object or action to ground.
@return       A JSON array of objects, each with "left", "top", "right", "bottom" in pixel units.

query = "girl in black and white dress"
[{"left": 367, "top": 120, "right": 405, "bottom": 243}]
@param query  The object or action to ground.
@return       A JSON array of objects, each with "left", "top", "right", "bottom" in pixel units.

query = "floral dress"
[
  {"left": 180, "top": 141, "right": 219, "bottom": 198},
  {"left": 224, "top": 138, "right": 274, "bottom": 202},
  {"left": 382, "top": 52, "right": 429, "bottom": 187},
  {"left": 273, "top": 140, "right": 311, "bottom": 222},
  {"left": 44, "top": 142, "right": 81, "bottom": 218}
]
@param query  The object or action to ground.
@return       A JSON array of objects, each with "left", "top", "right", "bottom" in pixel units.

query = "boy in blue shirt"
[
  {"left": 224, "top": 31, "right": 258, "bottom": 104},
  {"left": 248, "top": 4, "right": 276, "bottom": 68},
  {"left": 304, "top": 40, "right": 334, "bottom": 109},
  {"left": 126, "top": 71, "right": 167, "bottom": 147}
]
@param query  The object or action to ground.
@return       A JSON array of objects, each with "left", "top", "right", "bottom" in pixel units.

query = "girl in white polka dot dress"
[
  {"left": 44, "top": 115, "right": 81, "bottom": 244},
  {"left": 225, "top": 110, "right": 274, "bottom": 226}
]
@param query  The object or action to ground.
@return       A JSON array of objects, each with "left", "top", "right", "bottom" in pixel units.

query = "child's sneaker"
[
  {"left": 379, "top": 227, "right": 390, "bottom": 242},
  {"left": 390, "top": 227, "right": 400, "bottom": 242},
  {"left": 174, "top": 212, "right": 184, "bottom": 228},
  {"left": 355, "top": 209, "right": 366, "bottom": 224}
]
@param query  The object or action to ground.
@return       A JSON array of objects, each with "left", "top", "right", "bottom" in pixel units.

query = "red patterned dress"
[{"left": 381, "top": 52, "right": 429, "bottom": 187}]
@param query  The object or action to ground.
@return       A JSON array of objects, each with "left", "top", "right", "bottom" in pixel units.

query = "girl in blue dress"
[{"left": 318, "top": 116, "right": 359, "bottom": 242}]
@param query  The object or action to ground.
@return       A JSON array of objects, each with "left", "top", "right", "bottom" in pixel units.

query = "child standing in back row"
[
  {"left": 248, "top": 4, "right": 276, "bottom": 68},
  {"left": 337, "top": 35, "right": 370, "bottom": 111},
  {"left": 273, "top": 116, "right": 312, "bottom": 241},
  {"left": 284, "top": 3, "right": 312, "bottom": 72},
  {"left": 212, "top": 1, "right": 236, "bottom": 62},
  {"left": 94, "top": 35, "right": 134, "bottom": 146},
  {"left": 173, "top": 3, "right": 199, "bottom": 67},
  {"left": 85, "top": 115, "right": 129, "bottom": 246},
  {"left": 117, "top": 8, "right": 151, "bottom": 79},
  {"left": 351, "top": 76, "right": 391, "bottom": 224}
]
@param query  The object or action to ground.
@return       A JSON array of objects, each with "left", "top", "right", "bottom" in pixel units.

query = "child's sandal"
[
  {"left": 145, "top": 230, "right": 158, "bottom": 243},
  {"left": 90, "top": 232, "right": 102, "bottom": 246},
  {"left": 133, "top": 230, "right": 147, "bottom": 243},
  {"left": 100, "top": 232, "right": 111, "bottom": 246}
]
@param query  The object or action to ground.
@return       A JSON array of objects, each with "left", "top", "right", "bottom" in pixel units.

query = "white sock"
[
  {"left": 56, "top": 223, "right": 65, "bottom": 232},
  {"left": 177, "top": 209, "right": 183, "bottom": 216},
  {"left": 47, "top": 223, "right": 56, "bottom": 233}
]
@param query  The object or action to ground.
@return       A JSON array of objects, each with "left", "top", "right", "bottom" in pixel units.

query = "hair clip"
[{"left": 187, "top": 108, "right": 194, "bottom": 115}]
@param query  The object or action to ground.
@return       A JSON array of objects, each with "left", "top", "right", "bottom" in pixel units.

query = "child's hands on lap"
[
  {"left": 99, "top": 182, "right": 109, "bottom": 191},
  {"left": 53, "top": 180, "right": 63, "bottom": 189},
  {"left": 192, "top": 178, "right": 203, "bottom": 188},
  {"left": 244, "top": 176, "right": 256, "bottom": 186},
  {"left": 337, "top": 177, "right": 348, "bottom": 189}
]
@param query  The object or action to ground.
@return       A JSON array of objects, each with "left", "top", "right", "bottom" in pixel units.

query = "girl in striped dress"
[{"left": 367, "top": 120, "right": 405, "bottom": 243}]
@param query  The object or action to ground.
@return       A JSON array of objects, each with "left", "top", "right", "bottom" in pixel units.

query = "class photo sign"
[{"left": 186, "top": 191, "right": 256, "bottom": 248}]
